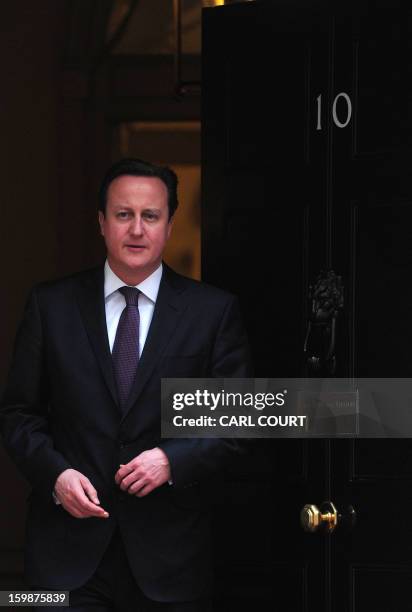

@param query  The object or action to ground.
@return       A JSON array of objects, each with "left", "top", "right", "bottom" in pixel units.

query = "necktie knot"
[{"left": 119, "top": 286, "right": 140, "bottom": 306}]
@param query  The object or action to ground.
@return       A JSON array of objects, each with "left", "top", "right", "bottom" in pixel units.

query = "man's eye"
[
  {"left": 117, "top": 211, "right": 130, "bottom": 219},
  {"left": 143, "top": 212, "right": 158, "bottom": 221}
]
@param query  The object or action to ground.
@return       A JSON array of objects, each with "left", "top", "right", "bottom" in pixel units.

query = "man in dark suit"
[{"left": 0, "top": 159, "right": 252, "bottom": 611}]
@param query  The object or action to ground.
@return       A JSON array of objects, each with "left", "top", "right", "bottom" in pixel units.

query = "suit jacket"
[{"left": 0, "top": 263, "right": 252, "bottom": 602}]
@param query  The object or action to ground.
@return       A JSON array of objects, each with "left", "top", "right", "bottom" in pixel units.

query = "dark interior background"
[{"left": 0, "top": 0, "right": 203, "bottom": 595}]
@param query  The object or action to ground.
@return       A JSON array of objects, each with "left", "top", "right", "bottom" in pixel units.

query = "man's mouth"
[{"left": 125, "top": 244, "right": 145, "bottom": 249}]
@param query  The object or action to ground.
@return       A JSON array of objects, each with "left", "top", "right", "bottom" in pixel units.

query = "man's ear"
[{"left": 98, "top": 211, "right": 105, "bottom": 236}]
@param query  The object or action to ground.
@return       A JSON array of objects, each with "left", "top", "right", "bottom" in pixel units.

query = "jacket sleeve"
[
  {"left": 158, "top": 294, "right": 253, "bottom": 487},
  {"left": 0, "top": 287, "right": 71, "bottom": 499}
]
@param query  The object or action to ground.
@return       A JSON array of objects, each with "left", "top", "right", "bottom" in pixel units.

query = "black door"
[{"left": 202, "top": 1, "right": 412, "bottom": 610}]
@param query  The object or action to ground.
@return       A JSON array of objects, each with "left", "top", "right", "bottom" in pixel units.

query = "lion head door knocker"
[{"left": 303, "top": 270, "right": 344, "bottom": 376}]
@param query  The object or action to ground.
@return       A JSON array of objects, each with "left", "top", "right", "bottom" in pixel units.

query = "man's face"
[{"left": 98, "top": 174, "right": 173, "bottom": 284}]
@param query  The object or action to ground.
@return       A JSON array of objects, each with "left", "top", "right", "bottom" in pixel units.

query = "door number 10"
[{"left": 316, "top": 93, "right": 352, "bottom": 130}]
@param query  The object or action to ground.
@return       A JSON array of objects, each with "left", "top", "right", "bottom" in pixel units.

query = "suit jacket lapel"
[
  {"left": 75, "top": 266, "right": 119, "bottom": 407},
  {"left": 120, "top": 264, "right": 187, "bottom": 421}
]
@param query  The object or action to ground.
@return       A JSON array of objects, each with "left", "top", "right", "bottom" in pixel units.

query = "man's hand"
[
  {"left": 115, "top": 447, "right": 171, "bottom": 497},
  {"left": 54, "top": 469, "right": 109, "bottom": 519}
]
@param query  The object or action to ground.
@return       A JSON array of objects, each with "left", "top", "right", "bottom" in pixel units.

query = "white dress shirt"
[{"left": 104, "top": 260, "right": 163, "bottom": 354}]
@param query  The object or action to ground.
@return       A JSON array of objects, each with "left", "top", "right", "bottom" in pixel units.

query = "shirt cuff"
[{"left": 52, "top": 490, "right": 61, "bottom": 505}]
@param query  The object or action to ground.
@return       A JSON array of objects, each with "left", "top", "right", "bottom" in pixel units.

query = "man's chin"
[{"left": 111, "top": 258, "right": 161, "bottom": 285}]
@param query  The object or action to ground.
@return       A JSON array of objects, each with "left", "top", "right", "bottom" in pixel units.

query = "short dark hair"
[{"left": 98, "top": 158, "right": 179, "bottom": 219}]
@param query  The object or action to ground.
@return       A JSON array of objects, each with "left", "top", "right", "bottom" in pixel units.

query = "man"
[{"left": 0, "top": 159, "right": 252, "bottom": 611}]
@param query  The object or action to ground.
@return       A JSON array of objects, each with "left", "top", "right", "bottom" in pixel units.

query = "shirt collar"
[{"left": 104, "top": 260, "right": 163, "bottom": 303}]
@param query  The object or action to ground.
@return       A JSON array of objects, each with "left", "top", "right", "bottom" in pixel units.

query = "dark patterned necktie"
[{"left": 112, "top": 286, "right": 140, "bottom": 409}]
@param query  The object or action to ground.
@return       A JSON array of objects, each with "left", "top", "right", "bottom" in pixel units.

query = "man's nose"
[{"left": 129, "top": 216, "right": 143, "bottom": 235}]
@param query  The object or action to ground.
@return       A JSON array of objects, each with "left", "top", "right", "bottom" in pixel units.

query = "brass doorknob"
[
  {"left": 301, "top": 501, "right": 338, "bottom": 533},
  {"left": 300, "top": 501, "right": 357, "bottom": 533}
]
